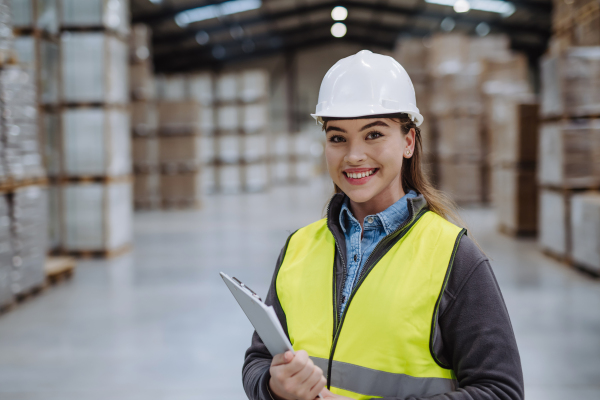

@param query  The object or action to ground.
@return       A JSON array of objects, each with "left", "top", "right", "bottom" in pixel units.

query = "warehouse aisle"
[{"left": 0, "top": 179, "right": 598, "bottom": 400}]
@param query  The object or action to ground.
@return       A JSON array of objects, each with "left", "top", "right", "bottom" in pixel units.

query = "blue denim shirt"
[{"left": 338, "top": 190, "right": 418, "bottom": 314}]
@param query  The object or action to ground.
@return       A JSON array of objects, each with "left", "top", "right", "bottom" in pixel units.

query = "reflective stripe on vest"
[{"left": 276, "top": 211, "right": 465, "bottom": 399}]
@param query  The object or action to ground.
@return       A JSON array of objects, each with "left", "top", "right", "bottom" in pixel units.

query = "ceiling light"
[
  {"left": 149, "top": 0, "right": 162, "bottom": 3},
  {"left": 331, "top": 22, "right": 347, "bottom": 38},
  {"left": 425, "top": 0, "right": 515, "bottom": 17},
  {"left": 476, "top": 22, "right": 490, "bottom": 36},
  {"left": 175, "top": 0, "right": 262, "bottom": 27},
  {"left": 453, "top": 0, "right": 470, "bottom": 13},
  {"left": 331, "top": 6, "right": 348, "bottom": 21}
]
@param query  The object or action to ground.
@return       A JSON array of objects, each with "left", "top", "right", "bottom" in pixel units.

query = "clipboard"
[{"left": 220, "top": 272, "right": 294, "bottom": 356}]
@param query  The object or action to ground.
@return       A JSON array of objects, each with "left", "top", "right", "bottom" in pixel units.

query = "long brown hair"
[{"left": 322, "top": 113, "right": 468, "bottom": 230}]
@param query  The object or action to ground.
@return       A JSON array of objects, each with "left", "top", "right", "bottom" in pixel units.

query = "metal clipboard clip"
[{"left": 232, "top": 277, "right": 263, "bottom": 302}]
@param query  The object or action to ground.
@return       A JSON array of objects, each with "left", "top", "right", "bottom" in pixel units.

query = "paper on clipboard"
[{"left": 220, "top": 272, "right": 294, "bottom": 356}]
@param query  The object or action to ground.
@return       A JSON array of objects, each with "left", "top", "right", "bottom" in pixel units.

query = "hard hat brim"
[{"left": 311, "top": 109, "right": 423, "bottom": 127}]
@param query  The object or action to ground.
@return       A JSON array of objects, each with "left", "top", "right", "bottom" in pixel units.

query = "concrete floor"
[{"left": 0, "top": 177, "right": 598, "bottom": 400}]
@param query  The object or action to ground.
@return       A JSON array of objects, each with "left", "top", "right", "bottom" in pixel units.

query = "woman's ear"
[{"left": 405, "top": 127, "right": 416, "bottom": 155}]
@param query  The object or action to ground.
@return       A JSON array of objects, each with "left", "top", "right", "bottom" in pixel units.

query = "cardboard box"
[
  {"left": 240, "top": 69, "right": 269, "bottom": 102},
  {"left": 571, "top": 191, "right": 600, "bottom": 273},
  {"left": 438, "top": 161, "right": 483, "bottom": 204},
  {"left": 0, "top": 194, "right": 13, "bottom": 307},
  {"left": 158, "top": 101, "right": 212, "bottom": 135},
  {"left": 133, "top": 136, "right": 159, "bottom": 170},
  {"left": 217, "top": 164, "right": 242, "bottom": 193},
  {"left": 539, "top": 188, "right": 571, "bottom": 258},
  {"left": 131, "top": 102, "right": 158, "bottom": 136},
  {"left": 161, "top": 172, "right": 202, "bottom": 207},
  {"left": 243, "top": 162, "right": 269, "bottom": 192},
  {"left": 242, "top": 133, "right": 268, "bottom": 163},
  {"left": 216, "top": 134, "right": 241, "bottom": 164},
  {"left": 436, "top": 116, "right": 483, "bottom": 162},
  {"left": 216, "top": 73, "right": 239, "bottom": 102},
  {"left": 489, "top": 100, "right": 539, "bottom": 166},
  {"left": 493, "top": 167, "right": 538, "bottom": 235},
  {"left": 61, "top": 0, "right": 130, "bottom": 34},
  {"left": 134, "top": 172, "right": 161, "bottom": 209},
  {"left": 159, "top": 136, "right": 202, "bottom": 172}
]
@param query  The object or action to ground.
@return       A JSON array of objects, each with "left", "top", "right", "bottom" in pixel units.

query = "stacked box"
[
  {"left": 550, "top": 0, "right": 600, "bottom": 50},
  {"left": 11, "top": 0, "right": 59, "bottom": 34},
  {"left": 57, "top": 1, "right": 132, "bottom": 253},
  {"left": 0, "top": 0, "right": 14, "bottom": 63},
  {"left": 10, "top": 185, "right": 47, "bottom": 295},
  {"left": 539, "top": 188, "right": 572, "bottom": 259},
  {"left": 0, "top": 194, "right": 12, "bottom": 308},
  {"left": 571, "top": 192, "right": 600, "bottom": 274},
  {"left": 130, "top": 24, "right": 159, "bottom": 209},
  {"left": 271, "top": 132, "right": 291, "bottom": 184}
]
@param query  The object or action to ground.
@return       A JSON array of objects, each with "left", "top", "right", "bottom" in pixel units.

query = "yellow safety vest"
[{"left": 276, "top": 210, "right": 465, "bottom": 399}]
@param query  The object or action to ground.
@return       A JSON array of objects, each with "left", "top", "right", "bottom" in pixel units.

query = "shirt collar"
[{"left": 338, "top": 190, "right": 419, "bottom": 235}]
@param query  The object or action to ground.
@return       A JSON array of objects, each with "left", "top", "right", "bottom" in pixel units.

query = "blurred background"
[{"left": 0, "top": 0, "right": 598, "bottom": 399}]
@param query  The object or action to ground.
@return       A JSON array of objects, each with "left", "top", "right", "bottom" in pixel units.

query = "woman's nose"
[{"left": 345, "top": 142, "right": 367, "bottom": 164}]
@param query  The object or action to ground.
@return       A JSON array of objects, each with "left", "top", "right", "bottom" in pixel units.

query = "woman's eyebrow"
[
  {"left": 325, "top": 126, "right": 346, "bottom": 133},
  {"left": 359, "top": 121, "right": 389, "bottom": 131}
]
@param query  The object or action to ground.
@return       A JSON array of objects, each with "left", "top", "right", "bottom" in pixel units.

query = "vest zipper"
[{"left": 325, "top": 198, "right": 426, "bottom": 389}]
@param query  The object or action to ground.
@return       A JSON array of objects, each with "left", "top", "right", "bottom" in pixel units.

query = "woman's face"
[{"left": 324, "top": 118, "right": 415, "bottom": 205}]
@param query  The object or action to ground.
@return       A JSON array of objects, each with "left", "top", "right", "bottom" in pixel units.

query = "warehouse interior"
[{"left": 0, "top": 0, "right": 599, "bottom": 399}]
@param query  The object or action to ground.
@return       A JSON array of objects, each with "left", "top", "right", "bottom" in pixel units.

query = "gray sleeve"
[
  {"left": 391, "top": 235, "right": 524, "bottom": 400},
  {"left": 242, "top": 240, "right": 291, "bottom": 400}
]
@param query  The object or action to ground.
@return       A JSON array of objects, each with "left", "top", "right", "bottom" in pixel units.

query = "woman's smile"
[{"left": 343, "top": 168, "right": 379, "bottom": 185}]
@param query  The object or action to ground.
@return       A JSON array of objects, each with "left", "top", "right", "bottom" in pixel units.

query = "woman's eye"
[
  {"left": 329, "top": 135, "right": 345, "bottom": 143},
  {"left": 366, "top": 131, "right": 383, "bottom": 139}
]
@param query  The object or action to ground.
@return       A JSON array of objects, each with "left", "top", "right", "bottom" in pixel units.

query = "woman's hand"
[
  {"left": 319, "top": 388, "right": 353, "bottom": 399},
  {"left": 269, "top": 350, "right": 326, "bottom": 400}
]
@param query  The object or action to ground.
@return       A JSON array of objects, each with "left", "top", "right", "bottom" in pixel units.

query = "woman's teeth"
[{"left": 346, "top": 169, "right": 375, "bottom": 179}]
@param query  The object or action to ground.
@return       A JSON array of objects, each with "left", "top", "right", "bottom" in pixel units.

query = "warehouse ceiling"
[{"left": 131, "top": 0, "right": 552, "bottom": 73}]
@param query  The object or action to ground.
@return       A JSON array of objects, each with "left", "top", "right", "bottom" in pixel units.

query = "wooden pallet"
[
  {"left": 61, "top": 243, "right": 132, "bottom": 259},
  {"left": 14, "top": 283, "right": 46, "bottom": 303},
  {"left": 541, "top": 248, "right": 571, "bottom": 264},
  {"left": 498, "top": 224, "right": 537, "bottom": 238},
  {"left": 0, "top": 301, "right": 15, "bottom": 315},
  {"left": 45, "top": 256, "right": 77, "bottom": 284}
]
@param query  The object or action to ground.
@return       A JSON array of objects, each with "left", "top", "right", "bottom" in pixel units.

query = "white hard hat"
[{"left": 311, "top": 50, "right": 423, "bottom": 126}]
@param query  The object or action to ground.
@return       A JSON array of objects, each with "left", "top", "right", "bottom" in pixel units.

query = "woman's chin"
[{"left": 342, "top": 187, "right": 379, "bottom": 204}]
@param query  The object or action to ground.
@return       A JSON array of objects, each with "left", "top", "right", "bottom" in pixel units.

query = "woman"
[{"left": 243, "top": 50, "right": 523, "bottom": 400}]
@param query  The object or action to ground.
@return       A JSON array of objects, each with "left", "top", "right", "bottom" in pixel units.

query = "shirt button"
[
  {"left": 353, "top": 254, "right": 358, "bottom": 262},
  {"left": 367, "top": 217, "right": 374, "bottom": 224}
]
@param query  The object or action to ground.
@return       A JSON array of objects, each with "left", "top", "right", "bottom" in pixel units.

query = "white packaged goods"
[
  {"left": 11, "top": 185, "right": 48, "bottom": 295},
  {"left": 244, "top": 162, "right": 269, "bottom": 192},
  {"left": 156, "top": 74, "right": 187, "bottom": 101},
  {"left": 493, "top": 167, "right": 537, "bottom": 235},
  {"left": 158, "top": 101, "right": 209, "bottom": 135},
  {"left": 272, "top": 133, "right": 290, "bottom": 158},
  {"left": 0, "top": 0, "right": 13, "bottom": 54},
  {"left": 293, "top": 133, "right": 312, "bottom": 157},
  {"left": 271, "top": 159, "right": 290, "bottom": 184},
  {"left": 62, "top": 181, "right": 132, "bottom": 251},
  {"left": 61, "top": 0, "right": 129, "bottom": 34},
  {"left": 242, "top": 133, "right": 267, "bottom": 162},
  {"left": 539, "top": 188, "right": 569, "bottom": 257},
  {"left": 159, "top": 136, "right": 202, "bottom": 172},
  {"left": 541, "top": 48, "right": 600, "bottom": 118},
  {"left": 393, "top": 37, "right": 428, "bottom": 79},
  {"left": 130, "top": 23, "right": 151, "bottom": 63},
  {"left": 571, "top": 192, "right": 600, "bottom": 273},
  {"left": 242, "top": 102, "right": 268, "bottom": 133},
  {"left": 0, "top": 194, "right": 13, "bottom": 307},
  {"left": 428, "top": 34, "right": 470, "bottom": 77},
  {"left": 131, "top": 102, "right": 158, "bottom": 136},
  {"left": 14, "top": 36, "right": 60, "bottom": 104},
  {"left": 200, "top": 135, "right": 215, "bottom": 164},
  {"left": 189, "top": 72, "right": 213, "bottom": 105},
  {"left": 240, "top": 69, "right": 268, "bottom": 102},
  {"left": 47, "top": 184, "right": 60, "bottom": 250},
  {"left": 217, "top": 105, "right": 239, "bottom": 132},
  {"left": 201, "top": 165, "right": 216, "bottom": 194},
  {"left": 161, "top": 173, "right": 201, "bottom": 206},
  {"left": 436, "top": 116, "right": 483, "bottom": 162},
  {"left": 14, "top": 35, "right": 34, "bottom": 69},
  {"left": 41, "top": 111, "right": 60, "bottom": 177},
  {"left": 481, "top": 55, "right": 531, "bottom": 96},
  {"left": 217, "top": 134, "right": 240, "bottom": 163},
  {"left": 130, "top": 62, "right": 155, "bottom": 101},
  {"left": 216, "top": 73, "right": 238, "bottom": 102},
  {"left": 438, "top": 161, "right": 483, "bottom": 204},
  {"left": 10, "top": 0, "right": 59, "bottom": 33},
  {"left": 217, "top": 164, "right": 242, "bottom": 193},
  {"left": 489, "top": 99, "right": 538, "bottom": 166},
  {"left": 61, "top": 32, "right": 128, "bottom": 104},
  {"left": 134, "top": 172, "right": 160, "bottom": 208},
  {"left": 538, "top": 120, "right": 600, "bottom": 189},
  {"left": 133, "top": 136, "right": 158, "bottom": 170},
  {"left": 62, "top": 107, "right": 131, "bottom": 177},
  {"left": 0, "top": 66, "right": 45, "bottom": 180}
]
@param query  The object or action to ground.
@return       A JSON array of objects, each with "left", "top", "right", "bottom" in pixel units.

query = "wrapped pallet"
[
  {"left": 13, "top": 35, "right": 60, "bottom": 104},
  {"left": 438, "top": 161, "right": 483, "bottom": 204},
  {"left": 47, "top": 184, "right": 60, "bottom": 251},
  {"left": 216, "top": 72, "right": 238, "bottom": 102},
  {"left": 240, "top": 69, "right": 268, "bottom": 102},
  {"left": 217, "top": 134, "right": 241, "bottom": 164},
  {"left": 436, "top": 116, "right": 483, "bottom": 162},
  {"left": 0, "top": 66, "right": 45, "bottom": 181},
  {"left": 493, "top": 168, "right": 538, "bottom": 235},
  {"left": 571, "top": 192, "right": 600, "bottom": 274},
  {"left": 538, "top": 120, "right": 600, "bottom": 189},
  {"left": 11, "top": 185, "right": 48, "bottom": 295},
  {"left": 242, "top": 133, "right": 268, "bottom": 163},
  {"left": 61, "top": 180, "right": 132, "bottom": 253},
  {"left": 539, "top": 188, "right": 571, "bottom": 259},
  {"left": 242, "top": 102, "right": 268, "bottom": 134},
  {"left": 0, "top": 0, "right": 13, "bottom": 63},
  {"left": 159, "top": 136, "right": 202, "bottom": 173},
  {"left": 158, "top": 101, "right": 211, "bottom": 135},
  {"left": 199, "top": 135, "right": 215, "bottom": 165},
  {"left": 61, "top": 32, "right": 128, "bottom": 104},
  {"left": 60, "top": 0, "right": 129, "bottom": 34},
  {"left": 129, "top": 23, "right": 151, "bottom": 63},
  {"left": 156, "top": 74, "right": 187, "bottom": 101},
  {"left": 131, "top": 102, "right": 158, "bottom": 136},
  {"left": 0, "top": 194, "right": 13, "bottom": 308},
  {"left": 130, "top": 62, "right": 155, "bottom": 101},
  {"left": 540, "top": 47, "right": 600, "bottom": 118},
  {"left": 161, "top": 173, "right": 201, "bottom": 208},
  {"left": 244, "top": 162, "right": 269, "bottom": 192},
  {"left": 61, "top": 107, "right": 131, "bottom": 177},
  {"left": 217, "top": 104, "right": 240, "bottom": 133},
  {"left": 134, "top": 173, "right": 160, "bottom": 209},
  {"left": 271, "top": 159, "right": 291, "bottom": 185},
  {"left": 132, "top": 136, "right": 159, "bottom": 172},
  {"left": 41, "top": 111, "right": 60, "bottom": 177},
  {"left": 489, "top": 100, "right": 539, "bottom": 166},
  {"left": 189, "top": 72, "right": 213, "bottom": 105},
  {"left": 201, "top": 165, "right": 216, "bottom": 194},
  {"left": 217, "top": 164, "right": 242, "bottom": 194},
  {"left": 11, "top": 0, "right": 59, "bottom": 33}
]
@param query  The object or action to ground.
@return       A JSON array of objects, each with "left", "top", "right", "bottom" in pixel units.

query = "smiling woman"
[{"left": 243, "top": 50, "right": 524, "bottom": 400}]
